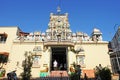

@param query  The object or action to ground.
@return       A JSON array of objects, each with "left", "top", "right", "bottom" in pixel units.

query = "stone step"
[{"left": 49, "top": 70, "right": 68, "bottom": 77}]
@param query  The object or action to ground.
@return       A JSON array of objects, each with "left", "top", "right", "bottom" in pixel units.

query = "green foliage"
[
  {"left": 21, "top": 51, "right": 33, "bottom": 80},
  {"left": 70, "top": 47, "right": 76, "bottom": 53},
  {"left": 95, "top": 65, "right": 111, "bottom": 80},
  {"left": 70, "top": 47, "right": 83, "bottom": 54},
  {"left": 70, "top": 72, "right": 79, "bottom": 80},
  {"left": 0, "top": 68, "right": 6, "bottom": 77},
  {"left": 70, "top": 62, "right": 81, "bottom": 80}
]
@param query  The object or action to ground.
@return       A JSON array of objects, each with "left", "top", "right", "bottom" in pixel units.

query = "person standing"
[
  {"left": 75, "top": 65, "right": 81, "bottom": 80},
  {"left": 53, "top": 60, "right": 58, "bottom": 70}
]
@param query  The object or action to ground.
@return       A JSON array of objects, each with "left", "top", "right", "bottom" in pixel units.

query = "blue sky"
[{"left": 0, "top": 0, "right": 120, "bottom": 41}]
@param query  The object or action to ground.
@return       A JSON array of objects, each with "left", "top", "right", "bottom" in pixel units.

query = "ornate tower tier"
[{"left": 46, "top": 7, "right": 72, "bottom": 41}]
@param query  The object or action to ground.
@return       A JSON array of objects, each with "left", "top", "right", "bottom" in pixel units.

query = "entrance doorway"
[{"left": 51, "top": 47, "right": 67, "bottom": 71}]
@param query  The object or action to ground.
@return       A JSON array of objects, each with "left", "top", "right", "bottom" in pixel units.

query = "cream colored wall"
[
  {"left": 0, "top": 27, "right": 50, "bottom": 77},
  {"left": 8, "top": 43, "right": 37, "bottom": 76},
  {"left": 68, "top": 42, "right": 110, "bottom": 71},
  {"left": 8, "top": 43, "right": 110, "bottom": 77},
  {"left": 9, "top": 42, "right": 50, "bottom": 77},
  {"left": 7, "top": 42, "right": 111, "bottom": 77},
  {"left": 68, "top": 49, "right": 76, "bottom": 67},
  {"left": 0, "top": 27, "right": 20, "bottom": 76},
  {"left": 0, "top": 27, "right": 18, "bottom": 52},
  {"left": 77, "top": 43, "right": 110, "bottom": 69}
]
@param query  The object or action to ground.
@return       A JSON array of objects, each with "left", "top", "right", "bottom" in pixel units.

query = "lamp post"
[{"left": 60, "top": 72, "right": 63, "bottom": 80}]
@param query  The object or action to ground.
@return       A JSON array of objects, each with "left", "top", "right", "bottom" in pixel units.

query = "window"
[
  {"left": 32, "top": 55, "right": 41, "bottom": 68},
  {"left": 76, "top": 55, "right": 85, "bottom": 67},
  {"left": 0, "top": 33, "right": 7, "bottom": 43},
  {"left": 0, "top": 54, "right": 8, "bottom": 63}
]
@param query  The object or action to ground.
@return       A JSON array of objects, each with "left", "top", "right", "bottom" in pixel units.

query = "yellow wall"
[
  {"left": 81, "top": 43, "right": 110, "bottom": 69},
  {"left": 0, "top": 27, "right": 18, "bottom": 52}
]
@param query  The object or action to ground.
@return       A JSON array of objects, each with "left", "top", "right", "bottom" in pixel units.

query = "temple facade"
[{"left": 0, "top": 7, "right": 110, "bottom": 78}]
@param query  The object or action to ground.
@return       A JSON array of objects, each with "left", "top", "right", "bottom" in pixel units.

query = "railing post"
[{"left": 60, "top": 72, "right": 63, "bottom": 80}]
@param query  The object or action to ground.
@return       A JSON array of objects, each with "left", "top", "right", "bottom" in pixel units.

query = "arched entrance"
[{"left": 50, "top": 47, "right": 67, "bottom": 71}]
